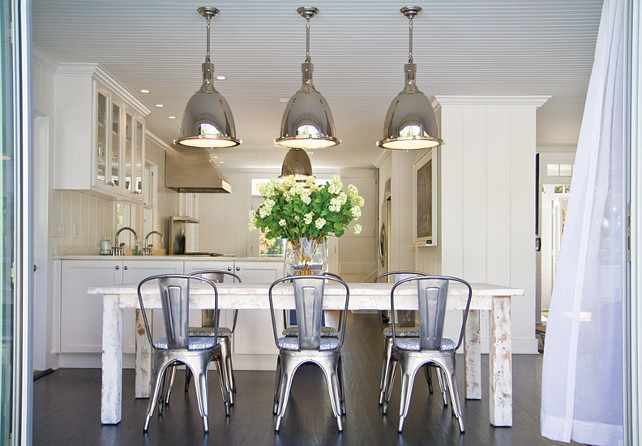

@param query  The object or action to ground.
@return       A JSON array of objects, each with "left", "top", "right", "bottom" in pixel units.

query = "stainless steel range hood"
[{"left": 165, "top": 145, "right": 232, "bottom": 193}]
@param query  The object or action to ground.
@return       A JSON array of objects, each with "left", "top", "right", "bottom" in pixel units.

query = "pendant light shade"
[
  {"left": 177, "top": 7, "right": 240, "bottom": 148},
  {"left": 378, "top": 6, "right": 442, "bottom": 150},
  {"left": 275, "top": 7, "right": 340, "bottom": 150},
  {"left": 279, "top": 148, "right": 314, "bottom": 179}
]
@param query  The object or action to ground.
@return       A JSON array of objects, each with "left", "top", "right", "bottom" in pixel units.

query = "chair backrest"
[
  {"left": 390, "top": 276, "right": 472, "bottom": 351},
  {"left": 137, "top": 274, "right": 219, "bottom": 349},
  {"left": 377, "top": 271, "right": 426, "bottom": 284},
  {"left": 189, "top": 269, "right": 242, "bottom": 283},
  {"left": 269, "top": 275, "right": 350, "bottom": 350},
  {"left": 377, "top": 271, "right": 426, "bottom": 327}
]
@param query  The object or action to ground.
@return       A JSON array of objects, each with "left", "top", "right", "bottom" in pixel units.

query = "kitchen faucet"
[
  {"left": 143, "top": 231, "right": 164, "bottom": 256},
  {"left": 112, "top": 226, "right": 138, "bottom": 255}
]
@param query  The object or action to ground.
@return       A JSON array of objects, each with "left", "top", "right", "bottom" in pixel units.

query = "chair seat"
[
  {"left": 394, "top": 337, "right": 457, "bottom": 352},
  {"left": 382, "top": 326, "right": 420, "bottom": 338},
  {"left": 189, "top": 326, "right": 233, "bottom": 337},
  {"left": 154, "top": 336, "right": 220, "bottom": 350},
  {"left": 277, "top": 337, "right": 340, "bottom": 351},
  {"left": 282, "top": 326, "right": 338, "bottom": 338}
]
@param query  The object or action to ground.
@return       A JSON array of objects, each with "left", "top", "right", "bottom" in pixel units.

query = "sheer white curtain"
[{"left": 540, "top": 0, "right": 624, "bottom": 444}]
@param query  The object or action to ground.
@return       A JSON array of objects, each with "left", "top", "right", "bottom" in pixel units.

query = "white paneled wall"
[
  {"left": 50, "top": 190, "right": 114, "bottom": 253},
  {"left": 436, "top": 96, "right": 549, "bottom": 354}
]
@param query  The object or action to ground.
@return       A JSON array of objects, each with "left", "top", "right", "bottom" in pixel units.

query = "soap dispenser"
[{"left": 100, "top": 237, "right": 111, "bottom": 255}]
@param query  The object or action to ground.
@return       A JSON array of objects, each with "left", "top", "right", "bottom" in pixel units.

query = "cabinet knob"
[
  {"left": 236, "top": 266, "right": 240, "bottom": 271},
  {"left": 227, "top": 267, "right": 232, "bottom": 271},
  {"left": 123, "top": 266, "right": 129, "bottom": 271},
  {"left": 115, "top": 265, "right": 120, "bottom": 270}
]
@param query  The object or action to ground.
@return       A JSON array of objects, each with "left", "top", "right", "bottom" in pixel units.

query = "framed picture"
[{"left": 413, "top": 149, "right": 438, "bottom": 246}]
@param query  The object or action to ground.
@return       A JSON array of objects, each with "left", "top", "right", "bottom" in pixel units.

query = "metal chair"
[
  {"left": 137, "top": 274, "right": 230, "bottom": 433},
  {"left": 377, "top": 271, "right": 449, "bottom": 406},
  {"left": 382, "top": 275, "right": 473, "bottom": 433},
  {"left": 269, "top": 275, "right": 350, "bottom": 432},
  {"left": 164, "top": 270, "right": 241, "bottom": 406}
]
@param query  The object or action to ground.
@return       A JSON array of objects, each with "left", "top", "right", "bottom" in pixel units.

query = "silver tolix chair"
[
  {"left": 268, "top": 275, "right": 350, "bottom": 432},
  {"left": 382, "top": 275, "right": 473, "bottom": 433},
  {"left": 137, "top": 274, "right": 230, "bottom": 433},
  {"left": 164, "top": 270, "right": 241, "bottom": 407},
  {"left": 377, "top": 271, "right": 448, "bottom": 406}
]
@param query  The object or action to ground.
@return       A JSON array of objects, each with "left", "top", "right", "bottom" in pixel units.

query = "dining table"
[{"left": 87, "top": 281, "right": 523, "bottom": 427}]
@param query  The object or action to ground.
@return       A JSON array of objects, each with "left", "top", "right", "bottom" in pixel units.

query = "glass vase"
[{"left": 284, "top": 237, "right": 328, "bottom": 276}]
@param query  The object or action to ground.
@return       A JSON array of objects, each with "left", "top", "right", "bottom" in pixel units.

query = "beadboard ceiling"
[{"left": 32, "top": 0, "right": 602, "bottom": 170}]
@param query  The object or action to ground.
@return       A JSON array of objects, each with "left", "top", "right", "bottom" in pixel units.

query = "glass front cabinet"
[{"left": 54, "top": 64, "right": 150, "bottom": 202}]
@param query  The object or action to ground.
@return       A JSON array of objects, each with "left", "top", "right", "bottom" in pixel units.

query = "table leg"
[
  {"left": 135, "top": 309, "right": 153, "bottom": 398},
  {"left": 489, "top": 295, "right": 512, "bottom": 426},
  {"left": 465, "top": 309, "right": 482, "bottom": 399},
  {"left": 101, "top": 294, "right": 122, "bottom": 424}
]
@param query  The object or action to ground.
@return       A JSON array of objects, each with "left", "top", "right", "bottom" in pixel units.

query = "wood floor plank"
[{"left": 33, "top": 313, "right": 581, "bottom": 445}]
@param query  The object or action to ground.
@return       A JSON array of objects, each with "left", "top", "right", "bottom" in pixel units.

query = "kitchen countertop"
[{"left": 54, "top": 254, "right": 284, "bottom": 262}]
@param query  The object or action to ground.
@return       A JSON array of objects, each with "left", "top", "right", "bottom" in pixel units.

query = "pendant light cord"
[
  {"left": 408, "top": 16, "right": 414, "bottom": 64},
  {"left": 305, "top": 16, "right": 311, "bottom": 63},
  {"left": 205, "top": 16, "right": 211, "bottom": 64}
]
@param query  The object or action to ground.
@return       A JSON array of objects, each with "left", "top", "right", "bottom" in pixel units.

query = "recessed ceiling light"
[
  {"left": 211, "top": 155, "right": 219, "bottom": 159},
  {"left": 279, "top": 98, "right": 289, "bottom": 103},
  {"left": 155, "top": 104, "right": 164, "bottom": 108},
  {"left": 168, "top": 116, "right": 176, "bottom": 119},
  {"left": 140, "top": 89, "right": 150, "bottom": 94},
  {"left": 218, "top": 161, "right": 224, "bottom": 164},
  {"left": 215, "top": 75, "right": 226, "bottom": 80},
  {"left": 307, "top": 151, "right": 314, "bottom": 155}
]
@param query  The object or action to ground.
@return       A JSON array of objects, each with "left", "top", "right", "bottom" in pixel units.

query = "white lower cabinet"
[
  {"left": 232, "top": 261, "right": 284, "bottom": 364},
  {"left": 59, "top": 259, "right": 182, "bottom": 358},
  {"left": 58, "top": 257, "right": 283, "bottom": 370}
]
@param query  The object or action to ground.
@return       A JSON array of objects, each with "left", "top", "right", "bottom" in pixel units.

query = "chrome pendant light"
[
  {"left": 377, "top": 6, "right": 442, "bottom": 150},
  {"left": 176, "top": 7, "right": 240, "bottom": 148},
  {"left": 279, "top": 148, "right": 314, "bottom": 179},
  {"left": 275, "top": 7, "right": 340, "bottom": 149}
]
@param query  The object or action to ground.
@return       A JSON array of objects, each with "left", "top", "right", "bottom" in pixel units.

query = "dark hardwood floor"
[{"left": 34, "top": 313, "right": 574, "bottom": 446}]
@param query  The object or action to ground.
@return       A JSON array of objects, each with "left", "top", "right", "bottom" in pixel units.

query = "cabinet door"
[
  {"left": 95, "top": 90, "right": 109, "bottom": 186},
  {"left": 124, "top": 112, "right": 134, "bottom": 194},
  {"left": 135, "top": 119, "right": 144, "bottom": 195},
  {"left": 60, "top": 260, "right": 121, "bottom": 353},
  {"left": 233, "top": 261, "right": 284, "bottom": 355},
  {"left": 110, "top": 102, "right": 122, "bottom": 188},
  {"left": 122, "top": 260, "right": 184, "bottom": 343}
]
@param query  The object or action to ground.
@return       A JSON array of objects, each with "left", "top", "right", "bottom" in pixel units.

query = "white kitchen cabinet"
[
  {"left": 53, "top": 64, "right": 149, "bottom": 202},
  {"left": 59, "top": 259, "right": 182, "bottom": 357},
  {"left": 232, "top": 261, "right": 284, "bottom": 358}
]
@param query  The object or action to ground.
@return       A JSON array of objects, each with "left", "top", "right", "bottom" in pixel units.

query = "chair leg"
[
  {"left": 275, "top": 368, "right": 295, "bottom": 432},
  {"left": 321, "top": 364, "right": 343, "bottom": 432},
  {"left": 382, "top": 359, "right": 398, "bottom": 415},
  {"left": 214, "top": 357, "right": 230, "bottom": 416},
  {"left": 441, "top": 363, "right": 465, "bottom": 433},
  {"left": 273, "top": 356, "right": 282, "bottom": 415},
  {"left": 219, "top": 338, "right": 234, "bottom": 406},
  {"left": 164, "top": 364, "right": 177, "bottom": 405},
  {"left": 436, "top": 366, "right": 448, "bottom": 406},
  {"left": 143, "top": 360, "right": 171, "bottom": 432},
  {"left": 424, "top": 364, "right": 433, "bottom": 394},
  {"left": 337, "top": 354, "right": 346, "bottom": 415},
  {"left": 379, "top": 337, "right": 393, "bottom": 405},
  {"left": 184, "top": 367, "right": 191, "bottom": 393},
  {"left": 398, "top": 359, "right": 420, "bottom": 433},
  {"left": 184, "top": 359, "right": 209, "bottom": 433}
]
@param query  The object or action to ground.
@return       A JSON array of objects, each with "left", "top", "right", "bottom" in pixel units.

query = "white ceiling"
[{"left": 32, "top": 0, "right": 603, "bottom": 170}]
